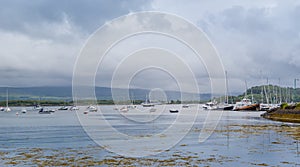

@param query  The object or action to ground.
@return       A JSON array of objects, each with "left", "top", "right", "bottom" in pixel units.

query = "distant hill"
[{"left": 0, "top": 86, "right": 213, "bottom": 102}]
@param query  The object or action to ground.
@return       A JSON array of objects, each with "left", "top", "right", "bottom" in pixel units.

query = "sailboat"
[
  {"left": 217, "top": 71, "right": 234, "bottom": 110},
  {"left": 4, "top": 89, "right": 11, "bottom": 112},
  {"left": 87, "top": 105, "right": 97, "bottom": 112},
  {"left": 141, "top": 95, "right": 155, "bottom": 107},
  {"left": 33, "top": 97, "right": 42, "bottom": 110}
]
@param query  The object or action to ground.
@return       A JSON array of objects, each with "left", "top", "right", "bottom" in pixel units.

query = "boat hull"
[
  {"left": 170, "top": 109, "right": 179, "bottom": 113},
  {"left": 222, "top": 105, "right": 234, "bottom": 110},
  {"left": 233, "top": 104, "right": 259, "bottom": 111}
]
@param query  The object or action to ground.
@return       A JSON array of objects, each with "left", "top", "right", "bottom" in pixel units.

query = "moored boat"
[
  {"left": 87, "top": 105, "right": 97, "bottom": 112},
  {"left": 182, "top": 104, "right": 189, "bottom": 108},
  {"left": 233, "top": 98, "right": 259, "bottom": 111},
  {"left": 58, "top": 106, "right": 68, "bottom": 110},
  {"left": 21, "top": 108, "right": 27, "bottom": 113},
  {"left": 217, "top": 103, "right": 234, "bottom": 110},
  {"left": 119, "top": 106, "right": 129, "bottom": 113},
  {"left": 170, "top": 109, "right": 179, "bottom": 113},
  {"left": 142, "top": 95, "right": 155, "bottom": 107},
  {"left": 202, "top": 101, "right": 218, "bottom": 110},
  {"left": 39, "top": 108, "right": 55, "bottom": 114},
  {"left": 34, "top": 105, "right": 43, "bottom": 111},
  {"left": 70, "top": 106, "right": 79, "bottom": 111}
]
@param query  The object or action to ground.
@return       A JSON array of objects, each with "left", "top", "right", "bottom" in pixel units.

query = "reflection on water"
[{"left": 0, "top": 105, "right": 299, "bottom": 166}]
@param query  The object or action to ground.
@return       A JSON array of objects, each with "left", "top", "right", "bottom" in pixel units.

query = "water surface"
[{"left": 0, "top": 105, "right": 299, "bottom": 166}]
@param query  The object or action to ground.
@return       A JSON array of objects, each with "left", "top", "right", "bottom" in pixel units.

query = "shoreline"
[{"left": 261, "top": 109, "right": 300, "bottom": 123}]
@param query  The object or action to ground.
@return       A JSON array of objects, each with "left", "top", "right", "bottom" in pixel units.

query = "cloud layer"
[{"left": 1, "top": 0, "right": 300, "bottom": 94}]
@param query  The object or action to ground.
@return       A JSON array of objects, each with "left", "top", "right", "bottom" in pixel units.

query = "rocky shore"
[{"left": 261, "top": 104, "right": 300, "bottom": 123}]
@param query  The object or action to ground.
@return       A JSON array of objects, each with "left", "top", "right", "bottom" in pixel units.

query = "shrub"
[
  {"left": 280, "top": 103, "right": 289, "bottom": 109},
  {"left": 295, "top": 103, "right": 300, "bottom": 110}
]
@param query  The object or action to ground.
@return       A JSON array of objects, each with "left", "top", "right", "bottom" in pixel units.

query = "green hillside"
[{"left": 212, "top": 85, "right": 300, "bottom": 104}]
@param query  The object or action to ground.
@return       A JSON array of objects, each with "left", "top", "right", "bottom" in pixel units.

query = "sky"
[{"left": 1, "top": 0, "right": 300, "bottom": 94}]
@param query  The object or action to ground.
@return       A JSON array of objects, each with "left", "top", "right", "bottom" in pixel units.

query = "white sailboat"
[
  {"left": 4, "top": 89, "right": 11, "bottom": 112},
  {"left": 217, "top": 71, "right": 234, "bottom": 110},
  {"left": 141, "top": 95, "right": 155, "bottom": 107}
]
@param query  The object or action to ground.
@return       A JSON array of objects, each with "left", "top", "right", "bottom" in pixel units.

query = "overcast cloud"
[{"left": 1, "top": 0, "right": 300, "bottom": 94}]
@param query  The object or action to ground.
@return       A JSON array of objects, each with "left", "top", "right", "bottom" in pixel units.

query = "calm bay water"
[{"left": 0, "top": 105, "right": 299, "bottom": 166}]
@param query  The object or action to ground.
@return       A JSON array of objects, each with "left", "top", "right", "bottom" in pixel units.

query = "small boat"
[
  {"left": 170, "top": 109, "right": 179, "bottom": 113},
  {"left": 142, "top": 95, "right": 155, "bottom": 107},
  {"left": 259, "top": 103, "right": 271, "bottom": 111},
  {"left": 202, "top": 101, "right": 218, "bottom": 110},
  {"left": 34, "top": 105, "right": 43, "bottom": 111},
  {"left": 142, "top": 102, "right": 155, "bottom": 107},
  {"left": 119, "top": 106, "right": 129, "bottom": 113},
  {"left": 87, "top": 105, "right": 97, "bottom": 112},
  {"left": 127, "top": 105, "right": 137, "bottom": 109},
  {"left": 38, "top": 108, "right": 55, "bottom": 114},
  {"left": 21, "top": 108, "right": 27, "bottom": 113},
  {"left": 69, "top": 106, "right": 79, "bottom": 111},
  {"left": 182, "top": 104, "right": 189, "bottom": 108},
  {"left": 259, "top": 103, "right": 280, "bottom": 111},
  {"left": 58, "top": 106, "right": 68, "bottom": 110}
]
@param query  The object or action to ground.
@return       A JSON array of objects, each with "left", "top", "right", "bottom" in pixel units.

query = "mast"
[
  {"left": 278, "top": 78, "right": 282, "bottom": 104},
  {"left": 261, "top": 84, "right": 264, "bottom": 103},
  {"left": 260, "top": 71, "right": 264, "bottom": 103},
  {"left": 6, "top": 88, "right": 8, "bottom": 108},
  {"left": 267, "top": 78, "right": 271, "bottom": 104},
  {"left": 251, "top": 87, "right": 254, "bottom": 103},
  {"left": 263, "top": 78, "right": 269, "bottom": 104},
  {"left": 244, "top": 80, "right": 248, "bottom": 98},
  {"left": 225, "top": 71, "right": 229, "bottom": 104}
]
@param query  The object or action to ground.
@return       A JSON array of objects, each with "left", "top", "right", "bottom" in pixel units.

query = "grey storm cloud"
[
  {"left": 0, "top": 0, "right": 150, "bottom": 87},
  {"left": 0, "top": 0, "right": 150, "bottom": 35}
]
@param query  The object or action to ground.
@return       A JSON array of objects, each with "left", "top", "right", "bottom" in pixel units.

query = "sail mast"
[
  {"left": 244, "top": 80, "right": 248, "bottom": 98},
  {"left": 225, "top": 71, "right": 229, "bottom": 104},
  {"left": 6, "top": 88, "right": 8, "bottom": 108}
]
